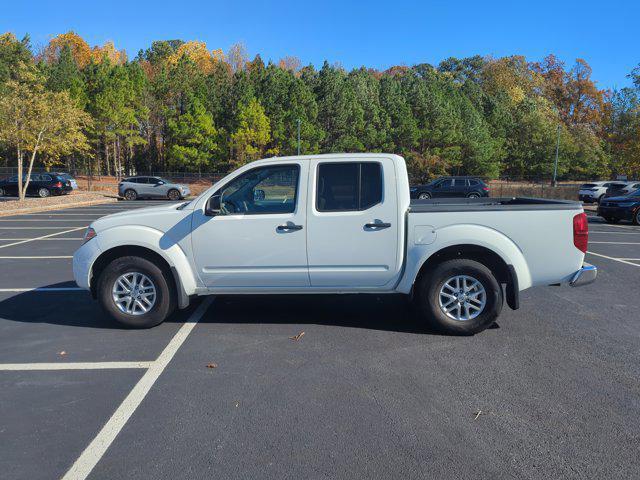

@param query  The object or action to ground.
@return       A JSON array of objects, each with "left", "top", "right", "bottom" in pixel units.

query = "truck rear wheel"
[
  {"left": 97, "top": 255, "right": 176, "bottom": 328},
  {"left": 415, "top": 258, "right": 503, "bottom": 335}
]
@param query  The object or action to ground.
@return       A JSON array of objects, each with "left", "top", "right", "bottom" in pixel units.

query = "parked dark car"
[
  {"left": 597, "top": 189, "right": 640, "bottom": 225},
  {"left": 410, "top": 176, "right": 490, "bottom": 199},
  {"left": 602, "top": 182, "right": 629, "bottom": 199},
  {"left": 0, "top": 173, "right": 73, "bottom": 198},
  {"left": 52, "top": 172, "right": 79, "bottom": 190}
]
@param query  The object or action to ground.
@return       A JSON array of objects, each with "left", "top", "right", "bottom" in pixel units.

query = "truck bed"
[{"left": 409, "top": 197, "right": 582, "bottom": 213}]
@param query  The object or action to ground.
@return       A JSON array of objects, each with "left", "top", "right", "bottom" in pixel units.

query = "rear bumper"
[{"left": 569, "top": 263, "right": 597, "bottom": 287}]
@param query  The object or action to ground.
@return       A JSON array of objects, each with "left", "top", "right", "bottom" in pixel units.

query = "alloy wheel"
[
  {"left": 112, "top": 272, "right": 157, "bottom": 315},
  {"left": 438, "top": 275, "right": 486, "bottom": 321}
]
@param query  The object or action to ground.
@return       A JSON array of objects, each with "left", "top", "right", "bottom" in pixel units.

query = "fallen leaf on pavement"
[
  {"left": 289, "top": 331, "right": 305, "bottom": 341},
  {"left": 206, "top": 363, "right": 217, "bottom": 369},
  {"left": 59, "top": 351, "right": 67, "bottom": 356}
]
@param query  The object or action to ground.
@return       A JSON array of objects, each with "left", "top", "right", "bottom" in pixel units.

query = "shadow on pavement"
[
  {"left": 0, "top": 283, "right": 440, "bottom": 334},
  {"left": 0, "top": 282, "right": 195, "bottom": 330},
  {"left": 206, "top": 294, "right": 438, "bottom": 335}
]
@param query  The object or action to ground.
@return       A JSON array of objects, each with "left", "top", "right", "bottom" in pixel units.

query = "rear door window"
[{"left": 316, "top": 162, "right": 382, "bottom": 212}]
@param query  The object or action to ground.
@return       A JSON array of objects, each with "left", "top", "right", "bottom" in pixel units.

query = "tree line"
[{"left": 1, "top": 31, "right": 639, "bottom": 197}]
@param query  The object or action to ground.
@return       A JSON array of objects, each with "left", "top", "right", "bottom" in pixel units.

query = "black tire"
[
  {"left": 0, "top": 187, "right": 5, "bottom": 196},
  {"left": 97, "top": 256, "right": 176, "bottom": 328},
  {"left": 467, "top": 192, "right": 480, "bottom": 198},
  {"left": 167, "top": 189, "right": 181, "bottom": 201},
  {"left": 634, "top": 210, "right": 640, "bottom": 226},
  {"left": 38, "top": 187, "right": 50, "bottom": 198},
  {"left": 414, "top": 258, "right": 503, "bottom": 335},
  {"left": 418, "top": 192, "right": 431, "bottom": 200},
  {"left": 124, "top": 189, "right": 138, "bottom": 201}
]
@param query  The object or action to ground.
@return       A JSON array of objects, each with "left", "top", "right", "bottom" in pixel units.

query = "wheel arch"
[
  {"left": 412, "top": 244, "right": 520, "bottom": 310},
  {"left": 89, "top": 229, "right": 197, "bottom": 309}
]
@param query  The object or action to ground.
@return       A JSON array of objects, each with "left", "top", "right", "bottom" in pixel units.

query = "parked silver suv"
[{"left": 118, "top": 176, "right": 191, "bottom": 201}]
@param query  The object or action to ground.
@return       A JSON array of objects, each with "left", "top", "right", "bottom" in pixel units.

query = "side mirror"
[
  {"left": 205, "top": 195, "right": 221, "bottom": 216},
  {"left": 253, "top": 189, "right": 265, "bottom": 201}
]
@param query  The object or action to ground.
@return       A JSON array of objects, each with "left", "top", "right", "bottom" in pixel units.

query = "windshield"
[{"left": 581, "top": 183, "right": 597, "bottom": 188}]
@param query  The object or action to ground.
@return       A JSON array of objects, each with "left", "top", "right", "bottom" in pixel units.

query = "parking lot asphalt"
[{"left": 0, "top": 202, "right": 639, "bottom": 480}]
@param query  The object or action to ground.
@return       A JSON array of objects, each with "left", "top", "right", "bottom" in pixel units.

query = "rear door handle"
[
  {"left": 277, "top": 224, "right": 303, "bottom": 232},
  {"left": 364, "top": 222, "right": 391, "bottom": 229}
]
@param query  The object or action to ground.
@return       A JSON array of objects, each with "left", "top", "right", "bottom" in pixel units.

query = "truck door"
[
  {"left": 191, "top": 162, "right": 309, "bottom": 289},
  {"left": 306, "top": 157, "right": 400, "bottom": 288}
]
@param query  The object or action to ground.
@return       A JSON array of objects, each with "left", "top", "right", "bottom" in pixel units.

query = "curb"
[{"left": 0, "top": 196, "right": 118, "bottom": 217}]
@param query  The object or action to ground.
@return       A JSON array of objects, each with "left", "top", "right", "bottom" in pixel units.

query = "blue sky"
[{"left": 2, "top": 0, "right": 638, "bottom": 89}]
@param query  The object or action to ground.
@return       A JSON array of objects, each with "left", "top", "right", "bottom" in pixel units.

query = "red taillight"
[
  {"left": 53, "top": 181, "right": 62, "bottom": 188},
  {"left": 573, "top": 213, "right": 588, "bottom": 253},
  {"left": 482, "top": 186, "right": 490, "bottom": 191}
]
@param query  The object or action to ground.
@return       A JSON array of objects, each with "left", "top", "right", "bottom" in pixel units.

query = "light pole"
[
  {"left": 552, "top": 124, "right": 560, "bottom": 187},
  {"left": 297, "top": 118, "right": 301, "bottom": 155}
]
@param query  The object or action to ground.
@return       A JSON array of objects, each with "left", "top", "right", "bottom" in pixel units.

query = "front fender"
[
  {"left": 94, "top": 225, "right": 199, "bottom": 296},
  {"left": 398, "top": 223, "right": 532, "bottom": 294}
]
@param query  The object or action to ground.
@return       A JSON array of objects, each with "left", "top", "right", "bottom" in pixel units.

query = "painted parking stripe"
[
  {"left": 0, "top": 226, "right": 85, "bottom": 249},
  {"left": 0, "top": 287, "right": 83, "bottom": 292},
  {"left": 587, "top": 251, "right": 640, "bottom": 267},
  {"left": 61, "top": 297, "right": 214, "bottom": 480},
  {"left": 0, "top": 362, "right": 153, "bottom": 371}
]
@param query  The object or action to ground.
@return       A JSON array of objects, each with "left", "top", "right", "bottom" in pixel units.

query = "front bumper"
[
  {"left": 569, "top": 263, "right": 597, "bottom": 287},
  {"left": 72, "top": 238, "right": 102, "bottom": 290}
]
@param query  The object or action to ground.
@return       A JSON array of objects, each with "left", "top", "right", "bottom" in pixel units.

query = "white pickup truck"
[{"left": 73, "top": 154, "right": 596, "bottom": 335}]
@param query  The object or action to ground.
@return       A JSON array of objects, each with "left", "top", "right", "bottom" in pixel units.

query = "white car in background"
[{"left": 579, "top": 181, "right": 628, "bottom": 204}]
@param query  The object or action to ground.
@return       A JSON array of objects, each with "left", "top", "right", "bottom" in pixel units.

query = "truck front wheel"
[
  {"left": 97, "top": 255, "right": 176, "bottom": 328},
  {"left": 415, "top": 259, "right": 503, "bottom": 335}
]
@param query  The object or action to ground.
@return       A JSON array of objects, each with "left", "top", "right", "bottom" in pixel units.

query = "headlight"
[
  {"left": 83, "top": 227, "right": 97, "bottom": 244},
  {"left": 410, "top": 187, "right": 417, "bottom": 192}
]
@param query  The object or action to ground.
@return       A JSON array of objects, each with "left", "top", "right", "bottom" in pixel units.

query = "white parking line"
[
  {"left": 0, "top": 287, "right": 83, "bottom": 292},
  {"left": 0, "top": 362, "right": 153, "bottom": 371},
  {"left": 62, "top": 297, "right": 213, "bottom": 480},
  {"left": 587, "top": 251, "right": 640, "bottom": 267},
  {"left": 618, "top": 258, "right": 640, "bottom": 261},
  {"left": 0, "top": 256, "right": 73, "bottom": 259},
  {"left": 0, "top": 226, "right": 85, "bottom": 249}
]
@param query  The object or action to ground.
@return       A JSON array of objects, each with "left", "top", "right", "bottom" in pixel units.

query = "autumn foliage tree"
[{"left": 0, "top": 29, "right": 638, "bottom": 184}]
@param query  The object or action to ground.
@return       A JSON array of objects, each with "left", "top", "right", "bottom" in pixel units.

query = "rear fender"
[{"left": 398, "top": 223, "right": 532, "bottom": 294}]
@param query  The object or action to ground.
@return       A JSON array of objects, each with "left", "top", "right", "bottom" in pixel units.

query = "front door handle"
[
  {"left": 277, "top": 224, "right": 303, "bottom": 232},
  {"left": 364, "top": 222, "right": 391, "bottom": 229}
]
